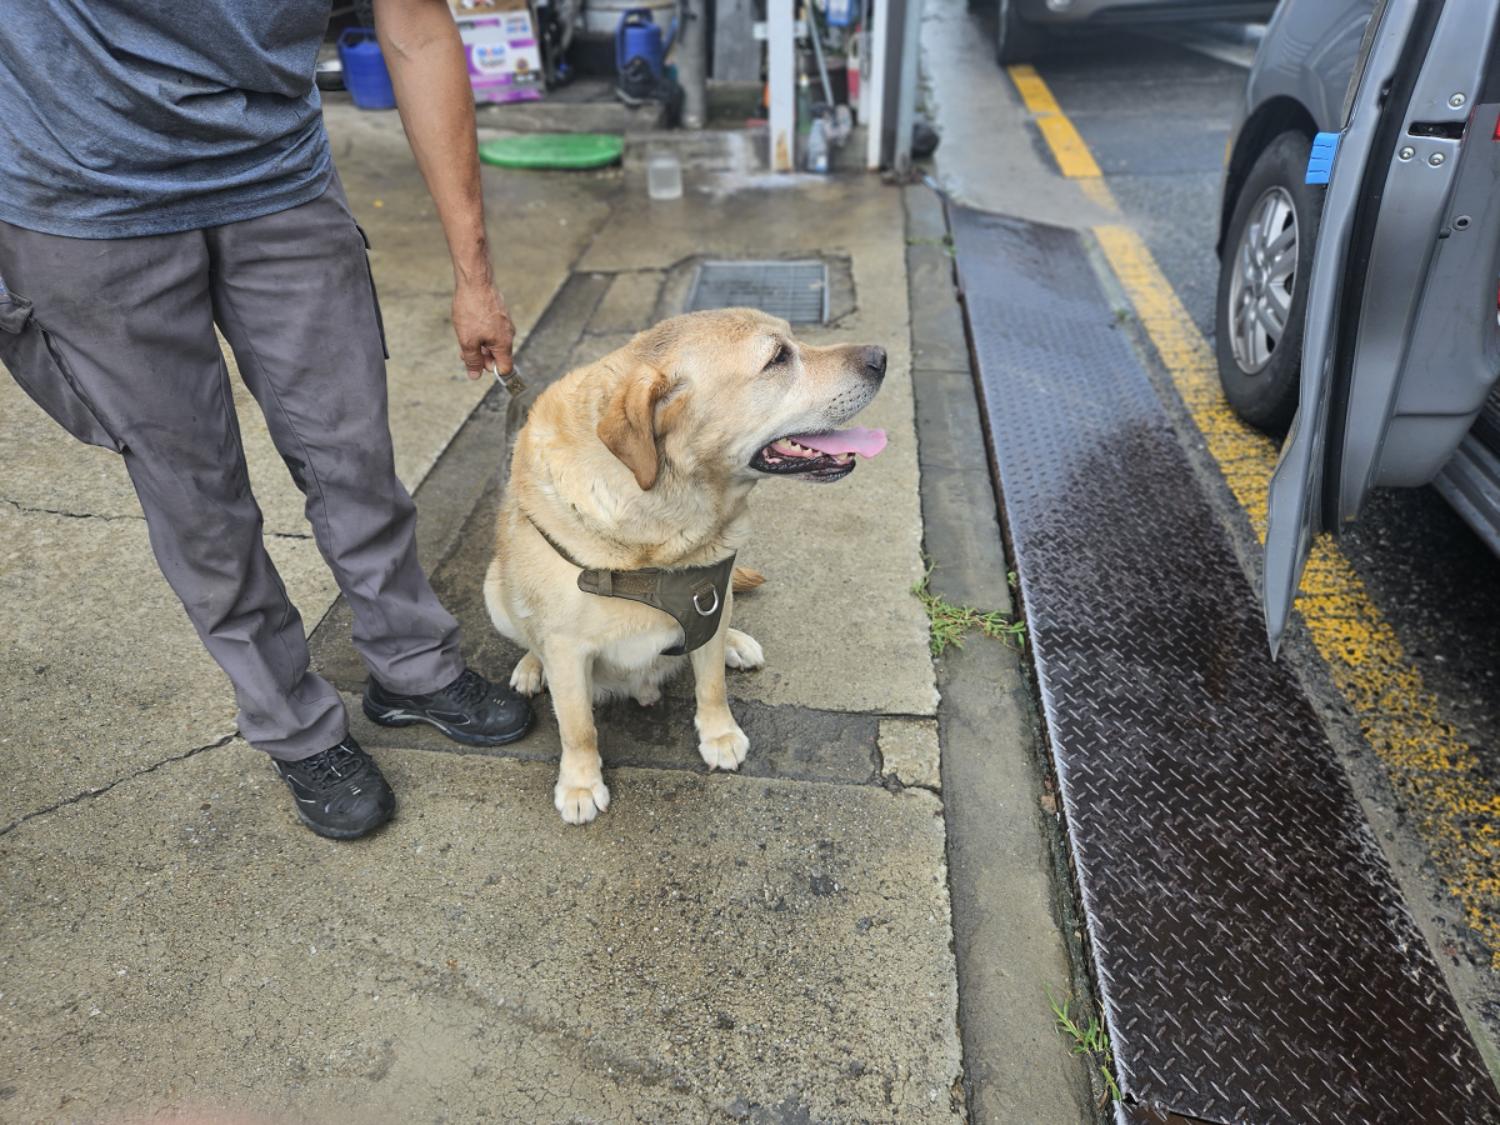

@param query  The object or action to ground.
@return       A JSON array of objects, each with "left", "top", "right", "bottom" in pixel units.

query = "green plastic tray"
[{"left": 478, "top": 133, "right": 625, "bottom": 170}]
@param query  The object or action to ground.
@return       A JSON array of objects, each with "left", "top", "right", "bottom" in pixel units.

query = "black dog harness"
[{"left": 525, "top": 513, "right": 736, "bottom": 657}]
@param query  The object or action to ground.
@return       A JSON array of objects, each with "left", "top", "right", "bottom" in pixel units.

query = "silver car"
[
  {"left": 1214, "top": 0, "right": 1500, "bottom": 648},
  {"left": 996, "top": 0, "right": 1277, "bottom": 64}
]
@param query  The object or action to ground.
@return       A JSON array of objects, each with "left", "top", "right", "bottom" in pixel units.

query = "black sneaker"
[
  {"left": 273, "top": 736, "right": 395, "bottom": 840},
  {"left": 362, "top": 668, "right": 532, "bottom": 747}
]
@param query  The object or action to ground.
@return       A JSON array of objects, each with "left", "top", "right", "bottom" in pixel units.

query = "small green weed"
[
  {"left": 906, "top": 234, "right": 956, "bottom": 256},
  {"left": 1046, "top": 986, "right": 1121, "bottom": 1105},
  {"left": 911, "top": 563, "right": 1026, "bottom": 657}
]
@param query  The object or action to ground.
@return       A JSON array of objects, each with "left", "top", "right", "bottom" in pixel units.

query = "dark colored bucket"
[{"left": 337, "top": 28, "right": 396, "bottom": 110}]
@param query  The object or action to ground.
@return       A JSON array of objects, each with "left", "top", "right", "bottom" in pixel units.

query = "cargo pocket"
[
  {"left": 0, "top": 292, "right": 123, "bottom": 452},
  {"left": 353, "top": 224, "right": 389, "bottom": 360}
]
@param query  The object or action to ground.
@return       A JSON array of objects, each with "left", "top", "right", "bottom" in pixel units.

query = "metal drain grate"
[{"left": 686, "top": 260, "right": 829, "bottom": 323}]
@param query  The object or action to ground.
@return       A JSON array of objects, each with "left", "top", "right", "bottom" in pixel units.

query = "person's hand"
[{"left": 452, "top": 278, "right": 515, "bottom": 380}]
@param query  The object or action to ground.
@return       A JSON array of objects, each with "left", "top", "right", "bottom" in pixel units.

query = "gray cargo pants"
[{"left": 0, "top": 177, "right": 464, "bottom": 760}]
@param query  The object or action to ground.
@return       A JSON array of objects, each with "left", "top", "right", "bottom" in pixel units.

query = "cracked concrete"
[
  {"left": 0, "top": 497, "right": 314, "bottom": 539},
  {"left": 0, "top": 503, "right": 338, "bottom": 829},
  {"left": 0, "top": 734, "right": 237, "bottom": 839},
  {"left": 879, "top": 718, "right": 942, "bottom": 791},
  {"left": 0, "top": 745, "right": 961, "bottom": 1123}
]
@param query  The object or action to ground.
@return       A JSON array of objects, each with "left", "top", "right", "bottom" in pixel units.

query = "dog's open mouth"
[{"left": 749, "top": 426, "right": 888, "bottom": 482}]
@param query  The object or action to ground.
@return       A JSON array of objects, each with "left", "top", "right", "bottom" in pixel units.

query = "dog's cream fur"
[{"left": 484, "top": 308, "right": 884, "bottom": 823}]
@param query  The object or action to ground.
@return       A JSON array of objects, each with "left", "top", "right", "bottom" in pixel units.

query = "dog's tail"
[{"left": 732, "top": 566, "right": 766, "bottom": 594}]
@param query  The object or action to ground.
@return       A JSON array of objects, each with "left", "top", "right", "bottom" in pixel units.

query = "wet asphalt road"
[{"left": 1020, "top": 27, "right": 1500, "bottom": 807}]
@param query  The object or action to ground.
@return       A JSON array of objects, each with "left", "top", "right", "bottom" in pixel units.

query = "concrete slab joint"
[
  {"left": 589, "top": 269, "right": 666, "bottom": 335},
  {"left": 905, "top": 183, "right": 1096, "bottom": 1123}
]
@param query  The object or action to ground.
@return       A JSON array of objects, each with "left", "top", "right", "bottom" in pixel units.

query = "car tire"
[
  {"left": 1214, "top": 131, "right": 1324, "bottom": 437},
  {"left": 996, "top": 0, "right": 1045, "bottom": 66}
]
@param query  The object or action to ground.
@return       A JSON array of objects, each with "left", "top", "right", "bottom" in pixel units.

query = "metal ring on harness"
[{"left": 692, "top": 588, "right": 720, "bottom": 617}]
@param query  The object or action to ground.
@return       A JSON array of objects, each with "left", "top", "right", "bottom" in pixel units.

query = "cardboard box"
[{"left": 449, "top": 0, "right": 543, "bottom": 104}]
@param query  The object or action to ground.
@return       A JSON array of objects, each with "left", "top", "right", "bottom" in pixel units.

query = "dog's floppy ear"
[{"left": 597, "top": 364, "right": 671, "bottom": 491}]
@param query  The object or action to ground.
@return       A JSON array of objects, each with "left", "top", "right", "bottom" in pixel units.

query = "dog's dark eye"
[{"left": 765, "top": 344, "right": 791, "bottom": 370}]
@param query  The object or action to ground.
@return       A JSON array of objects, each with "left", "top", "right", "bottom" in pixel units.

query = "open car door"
[{"left": 1263, "top": 0, "right": 1500, "bottom": 653}]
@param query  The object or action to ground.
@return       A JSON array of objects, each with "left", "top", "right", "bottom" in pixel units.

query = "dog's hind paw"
[
  {"left": 511, "top": 651, "right": 546, "bottom": 696},
  {"left": 697, "top": 725, "right": 750, "bottom": 771},
  {"left": 555, "top": 778, "right": 610, "bottom": 825},
  {"left": 725, "top": 629, "right": 764, "bottom": 671}
]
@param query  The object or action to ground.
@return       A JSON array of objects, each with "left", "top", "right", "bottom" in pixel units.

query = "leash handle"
[{"left": 490, "top": 364, "right": 527, "bottom": 396}]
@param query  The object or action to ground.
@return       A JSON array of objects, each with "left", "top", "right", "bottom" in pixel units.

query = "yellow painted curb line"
[{"left": 1008, "top": 64, "right": 1105, "bottom": 181}]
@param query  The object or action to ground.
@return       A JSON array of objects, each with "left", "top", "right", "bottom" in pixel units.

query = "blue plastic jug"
[
  {"left": 615, "top": 9, "right": 665, "bottom": 80},
  {"left": 338, "top": 28, "right": 396, "bottom": 110}
]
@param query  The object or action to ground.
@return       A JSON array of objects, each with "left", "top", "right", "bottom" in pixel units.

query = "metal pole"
[
  {"left": 864, "top": 0, "right": 887, "bottom": 170},
  {"left": 807, "top": 6, "right": 834, "bottom": 106},
  {"left": 768, "top": 0, "right": 796, "bottom": 171},
  {"left": 892, "top": 0, "right": 922, "bottom": 173},
  {"left": 679, "top": 0, "right": 707, "bottom": 129}
]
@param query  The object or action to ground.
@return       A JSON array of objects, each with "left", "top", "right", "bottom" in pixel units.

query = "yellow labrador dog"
[{"left": 484, "top": 308, "right": 887, "bottom": 824}]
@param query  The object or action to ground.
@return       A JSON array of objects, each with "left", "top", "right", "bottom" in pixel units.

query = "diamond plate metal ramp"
[{"left": 948, "top": 203, "right": 1500, "bottom": 1125}]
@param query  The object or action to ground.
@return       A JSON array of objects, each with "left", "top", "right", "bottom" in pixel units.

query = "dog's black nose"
[{"left": 862, "top": 346, "right": 887, "bottom": 381}]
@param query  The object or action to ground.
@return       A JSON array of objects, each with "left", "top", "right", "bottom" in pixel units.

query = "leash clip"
[
  {"left": 490, "top": 364, "right": 527, "bottom": 396},
  {"left": 692, "top": 587, "right": 720, "bottom": 617}
]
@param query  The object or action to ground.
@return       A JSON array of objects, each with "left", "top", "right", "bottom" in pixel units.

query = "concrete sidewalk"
[{"left": 1, "top": 105, "right": 1087, "bottom": 1122}]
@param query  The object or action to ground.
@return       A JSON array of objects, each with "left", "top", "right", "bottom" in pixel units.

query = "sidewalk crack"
[
  {"left": 2, "top": 497, "right": 145, "bottom": 524},
  {"left": 1, "top": 498, "right": 314, "bottom": 539},
  {"left": 0, "top": 733, "right": 238, "bottom": 838}
]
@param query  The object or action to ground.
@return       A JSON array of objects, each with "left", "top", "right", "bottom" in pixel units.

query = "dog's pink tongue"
[{"left": 792, "top": 427, "right": 887, "bottom": 458}]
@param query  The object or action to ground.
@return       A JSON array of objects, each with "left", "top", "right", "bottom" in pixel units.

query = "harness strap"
[{"left": 524, "top": 512, "right": 736, "bottom": 656}]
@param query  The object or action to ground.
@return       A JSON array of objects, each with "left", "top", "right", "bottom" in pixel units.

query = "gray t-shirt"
[{"left": 0, "top": 1, "right": 335, "bottom": 239}]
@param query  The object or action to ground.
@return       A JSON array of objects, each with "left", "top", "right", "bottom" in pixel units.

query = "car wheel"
[
  {"left": 996, "top": 0, "right": 1045, "bottom": 66},
  {"left": 1214, "top": 131, "right": 1323, "bottom": 436}
]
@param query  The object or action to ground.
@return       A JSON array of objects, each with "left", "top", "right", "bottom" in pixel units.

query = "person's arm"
[{"left": 372, "top": 0, "right": 514, "bottom": 379}]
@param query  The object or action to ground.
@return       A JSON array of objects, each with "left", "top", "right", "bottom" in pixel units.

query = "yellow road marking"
[
  {"left": 1009, "top": 64, "right": 1500, "bottom": 966},
  {"left": 1008, "top": 64, "right": 1105, "bottom": 180},
  {"left": 1008, "top": 63, "right": 1062, "bottom": 114}
]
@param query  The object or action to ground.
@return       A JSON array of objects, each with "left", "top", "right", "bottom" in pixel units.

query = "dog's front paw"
[
  {"left": 511, "top": 651, "right": 546, "bottom": 696},
  {"left": 725, "top": 629, "right": 765, "bottom": 671},
  {"left": 697, "top": 724, "right": 749, "bottom": 771},
  {"left": 555, "top": 778, "right": 610, "bottom": 825}
]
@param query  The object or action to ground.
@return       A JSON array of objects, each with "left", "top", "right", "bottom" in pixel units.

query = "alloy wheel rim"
[{"left": 1227, "top": 186, "right": 1299, "bottom": 375}]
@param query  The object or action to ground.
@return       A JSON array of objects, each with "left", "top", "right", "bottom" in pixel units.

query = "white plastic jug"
[{"left": 647, "top": 151, "right": 683, "bottom": 200}]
